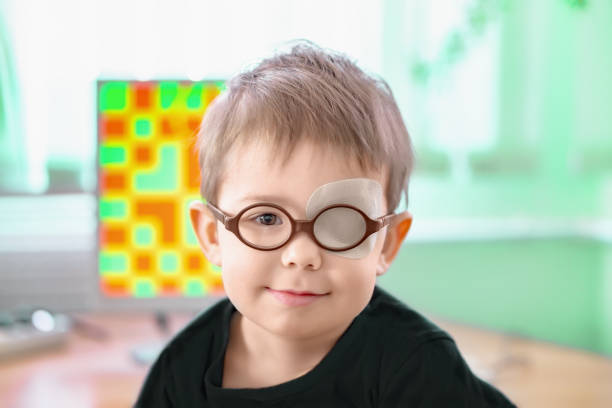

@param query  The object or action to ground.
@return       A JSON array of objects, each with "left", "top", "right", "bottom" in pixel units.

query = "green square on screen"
[
  {"left": 135, "top": 119, "right": 151, "bottom": 137},
  {"left": 160, "top": 252, "right": 178, "bottom": 273},
  {"left": 186, "top": 84, "right": 203, "bottom": 109},
  {"left": 99, "top": 253, "right": 127, "bottom": 273},
  {"left": 134, "top": 279, "right": 156, "bottom": 297},
  {"left": 134, "top": 225, "right": 153, "bottom": 246},
  {"left": 100, "top": 146, "right": 126, "bottom": 165},
  {"left": 100, "top": 82, "right": 127, "bottom": 111},
  {"left": 186, "top": 279, "right": 205, "bottom": 296},
  {"left": 99, "top": 199, "right": 127, "bottom": 219},
  {"left": 160, "top": 82, "right": 178, "bottom": 109}
]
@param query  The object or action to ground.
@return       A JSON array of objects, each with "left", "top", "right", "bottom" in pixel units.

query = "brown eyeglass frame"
[{"left": 205, "top": 201, "right": 402, "bottom": 252}]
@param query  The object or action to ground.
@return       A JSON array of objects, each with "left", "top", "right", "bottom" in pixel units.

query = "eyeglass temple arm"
[
  {"left": 205, "top": 202, "right": 229, "bottom": 226},
  {"left": 378, "top": 213, "right": 402, "bottom": 230}
]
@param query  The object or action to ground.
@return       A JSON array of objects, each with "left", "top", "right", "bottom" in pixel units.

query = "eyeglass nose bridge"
[{"left": 288, "top": 218, "right": 317, "bottom": 244}]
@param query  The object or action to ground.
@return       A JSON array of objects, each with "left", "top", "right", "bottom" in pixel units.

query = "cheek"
[
  {"left": 218, "top": 230, "right": 250, "bottom": 267},
  {"left": 218, "top": 231, "right": 272, "bottom": 286},
  {"left": 329, "top": 256, "right": 378, "bottom": 292},
  {"left": 332, "top": 234, "right": 384, "bottom": 274}
]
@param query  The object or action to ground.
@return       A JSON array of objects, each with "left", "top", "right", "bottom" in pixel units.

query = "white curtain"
[{"left": 0, "top": 0, "right": 29, "bottom": 193}]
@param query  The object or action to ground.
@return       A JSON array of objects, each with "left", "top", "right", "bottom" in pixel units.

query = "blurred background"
[{"left": 0, "top": 0, "right": 611, "bottom": 406}]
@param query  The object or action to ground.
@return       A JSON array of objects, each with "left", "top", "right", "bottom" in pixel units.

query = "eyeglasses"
[{"left": 205, "top": 201, "right": 401, "bottom": 252}]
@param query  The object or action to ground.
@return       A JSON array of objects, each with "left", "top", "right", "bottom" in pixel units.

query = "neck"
[{"left": 230, "top": 312, "right": 349, "bottom": 374}]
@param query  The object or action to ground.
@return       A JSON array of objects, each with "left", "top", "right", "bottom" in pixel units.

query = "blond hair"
[{"left": 195, "top": 41, "right": 414, "bottom": 212}]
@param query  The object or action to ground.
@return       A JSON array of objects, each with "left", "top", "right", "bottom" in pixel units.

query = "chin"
[{"left": 265, "top": 317, "right": 332, "bottom": 340}]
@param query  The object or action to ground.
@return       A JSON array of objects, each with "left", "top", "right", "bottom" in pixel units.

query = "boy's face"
[{"left": 190, "top": 138, "right": 411, "bottom": 341}]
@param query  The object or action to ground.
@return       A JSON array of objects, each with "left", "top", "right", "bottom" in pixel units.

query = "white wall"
[{"left": 4, "top": 0, "right": 383, "bottom": 192}]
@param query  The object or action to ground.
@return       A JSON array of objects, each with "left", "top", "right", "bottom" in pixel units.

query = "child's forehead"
[
  {"left": 217, "top": 138, "right": 388, "bottom": 211},
  {"left": 226, "top": 137, "right": 367, "bottom": 175},
  {"left": 232, "top": 191, "right": 303, "bottom": 210},
  {"left": 219, "top": 167, "right": 387, "bottom": 214},
  {"left": 231, "top": 178, "right": 384, "bottom": 216}
]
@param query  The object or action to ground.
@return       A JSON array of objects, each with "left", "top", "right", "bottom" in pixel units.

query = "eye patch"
[{"left": 305, "top": 178, "right": 384, "bottom": 259}]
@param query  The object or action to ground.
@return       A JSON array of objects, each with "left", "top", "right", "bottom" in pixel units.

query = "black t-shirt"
[{"left": 135, "top": 286, "right": 516, "bottom": 407}]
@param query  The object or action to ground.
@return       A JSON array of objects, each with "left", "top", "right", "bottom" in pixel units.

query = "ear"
[
  {"left": 189, "top": 201, "right": 222, "bottom": 267},
  {"left": 376, "top": 212, "right": 412, "bottom": 276}
]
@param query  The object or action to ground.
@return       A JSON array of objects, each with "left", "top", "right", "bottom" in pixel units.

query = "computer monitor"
[{"left": 96, "top": 79, "right": 226, "bottom": 311}]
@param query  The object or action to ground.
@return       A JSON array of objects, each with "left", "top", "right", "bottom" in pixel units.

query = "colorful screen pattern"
[{"left": 97, "top": 80, "right": 225, "bottom": 297}]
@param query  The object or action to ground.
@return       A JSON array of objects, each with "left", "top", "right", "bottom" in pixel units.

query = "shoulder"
[
  {"left": 164, "top": 296, "right": 231, "bottom": 357},
  {"left": 361, "top": 286, "right": 452, "bottom": 349},
  {"left": 365, "top": 287, "right": 515, "bottom": 407},
  {"left": 358, "top": 286, "right": 454, "bottom": 381},
  {"left": 134, "top": 297, "right": 232, "bottom": 407},
  {"left": 380, "top": 337, "right": 516, "bottom": 407}
]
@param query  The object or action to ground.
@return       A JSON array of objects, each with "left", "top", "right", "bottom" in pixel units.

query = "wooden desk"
[
  {"left": 0, "top": 313, "right": 610, "bottom": 407},
  {"left": 435, "top": 320, "right": 612, "bottom": 408}
]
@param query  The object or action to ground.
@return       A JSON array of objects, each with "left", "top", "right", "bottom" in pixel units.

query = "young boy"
[{"left": 135, "top": 42, "right": 516, "bottom": 407}]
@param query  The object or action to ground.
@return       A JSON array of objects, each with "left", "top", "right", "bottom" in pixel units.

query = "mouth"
[{"left": 265, "top": 287, "right": 329, "bottom": 306}]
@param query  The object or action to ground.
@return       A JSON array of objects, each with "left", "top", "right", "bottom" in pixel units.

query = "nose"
[{"left": 280, "top": 231, "right": 322, "bottom": 270}]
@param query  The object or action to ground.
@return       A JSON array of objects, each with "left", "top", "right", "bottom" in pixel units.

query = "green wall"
[
  {"left": 380, "top": 238, "right": 612, "bottom": 355},
  {"left": 380, "top": 0, "right": 612, "bottom": 356}
]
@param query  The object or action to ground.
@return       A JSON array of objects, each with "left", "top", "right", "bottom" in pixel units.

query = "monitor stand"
[
  {"left": 131, "top": 341, "right": 166, "bottom": 365},
  {"left": 130, "top": 311, "right": 170, "bottom": 365}
]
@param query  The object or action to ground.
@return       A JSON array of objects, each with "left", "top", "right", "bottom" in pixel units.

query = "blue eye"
[{"left": 254, "top": 213, "right": 282, "bottom": 226}]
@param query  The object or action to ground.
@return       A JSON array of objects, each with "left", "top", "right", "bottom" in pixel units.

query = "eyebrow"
[{"left": 237, "top": 193, "right": 301, "bottom": 210}]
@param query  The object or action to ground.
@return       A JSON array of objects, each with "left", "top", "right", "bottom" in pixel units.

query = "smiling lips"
[{"left": 266, "top": 287, "right": 328, "bottom": 306}]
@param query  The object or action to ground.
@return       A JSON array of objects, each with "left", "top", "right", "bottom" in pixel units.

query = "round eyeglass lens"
[
  {"left": 238, "top": 205, "right": 292, "bottom": 249},
  {"left": 313, "top": 206, "right": 367, "bottom": 250}
]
